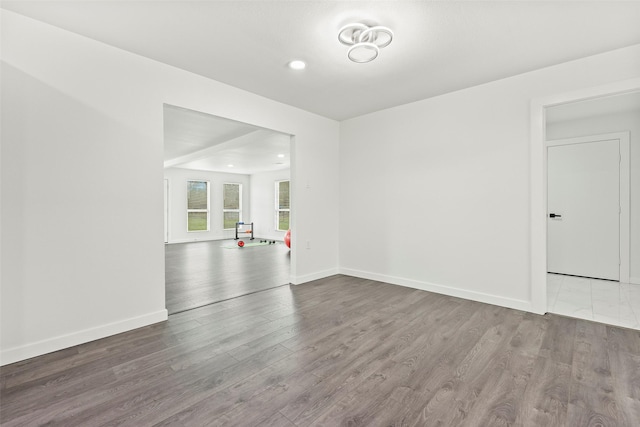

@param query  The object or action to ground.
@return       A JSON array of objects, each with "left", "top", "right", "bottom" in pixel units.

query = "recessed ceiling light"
[
  {"left": 277, "top": 154, "right": 285, "bottom": 158},
  {"left": 288, "top": 60, "right": 306, "bottom": 70},
  {"left": 227, "top": 164, "right": 234, "bottom": 167}
]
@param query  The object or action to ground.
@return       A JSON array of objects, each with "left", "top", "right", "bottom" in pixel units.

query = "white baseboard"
[
  {"left": 291, "top": 268, "right": 340, "bottom": 285},
  {"left": 630, "top": 276, "right": 640, "bottom": 285},
  {"left": 339, "top": 268, "right": 533, "bottom": 313},
  {"left": 0, "top": 309, "right": 168, "bottom": 366}
]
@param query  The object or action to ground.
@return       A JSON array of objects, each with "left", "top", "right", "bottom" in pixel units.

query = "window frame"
[
  {"left": 186, "top": 180, "right": 210, "bottom": 232},
  {"left": 223, "top": 182, "right": 242, "bottom": 230},
  {"left": 275, "top": 180, "right": 290, "bottom": 231}
]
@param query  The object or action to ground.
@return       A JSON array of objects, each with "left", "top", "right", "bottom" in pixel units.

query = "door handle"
[{"left": 549, "top": 213, "right": 562, "bottom": 218}]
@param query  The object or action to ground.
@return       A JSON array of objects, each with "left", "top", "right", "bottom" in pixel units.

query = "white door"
[{"left": 547, "top": 138, "right": 620, "bottom": 281}]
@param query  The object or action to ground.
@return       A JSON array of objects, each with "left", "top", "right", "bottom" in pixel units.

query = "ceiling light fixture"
[
  {"left": 338, "top": 23, "right": 393, "bottom": 63},
  {"left": 288, "top": 60, "right": 306, "bottom": 70},
  {"left": 277, "top": 154, "right": 285, "bottom": 158}
]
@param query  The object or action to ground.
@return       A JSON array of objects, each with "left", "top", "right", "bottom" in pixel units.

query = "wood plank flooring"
[
  {"left": 165, "top": 240, "right": 290, "bottom": 314},
  {"left": 2, "top": 275, "right": 640, "bottom": 426}
]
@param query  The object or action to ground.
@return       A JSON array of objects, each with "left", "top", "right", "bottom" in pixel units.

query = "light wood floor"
[
  {"left": 2, "top": 275, "right": 639, "bottom": 426},
  {"left": 165, "top": 239, "right": 290, "bottom": 314}
]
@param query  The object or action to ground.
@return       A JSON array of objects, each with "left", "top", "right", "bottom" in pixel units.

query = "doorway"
[
  {"left": 530, "top": 82, "right": 640, "bottom": 329},
  {"left": 163, "top": 105, "right": 293, "bottom": 314}
]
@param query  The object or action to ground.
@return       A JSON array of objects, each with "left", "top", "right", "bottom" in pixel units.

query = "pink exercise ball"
[{"left": 284, "top": 229, "right": 291, "bottom": 248}]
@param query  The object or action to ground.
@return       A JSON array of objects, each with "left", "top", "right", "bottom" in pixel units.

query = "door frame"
[
  {"left": 530, "top": 77, "right": 640, "bottom": 314},
  {"left": 546, "top": 132, "right": 630, "bottom": 282},
  {"left": 164, "top": 178, "right": 170, "bottom": 243}
]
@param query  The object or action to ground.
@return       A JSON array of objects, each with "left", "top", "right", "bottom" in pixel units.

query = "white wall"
[
  {"left": 250, "top": 169, "right": 291, "bottom": 241},
  {"left": 339, "top": 44, "right": 640, "bottom": 312},
  {"left": 1, "top": 10, "right": 340, "bottom": 365},
  {"left": 164, "top": 168, "right": 251, "bottom": 243},
  {"left": 547, "top": 110, "right": 640, "bottom": 283},
  {"left": 3, "top": 8, "right": 638, "bottom": 366}
]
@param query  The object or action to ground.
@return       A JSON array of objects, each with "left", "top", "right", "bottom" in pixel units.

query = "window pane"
[
  {"left": 223, "top": 183, "right": 240, "bottom": 209},
  {"left": 278, "top": 181, "right": 290, "bottom": 209},
  {"left": 224, "top": 212, "right": 239, "bottom": 229},
  {"left": 188, "top": 212, "right": 208, "bottom": 231},
  {"left": 278, "top": 211, "right": 289, "bottom": 231},
  {"left": 187, "top": 181, "right": 208, "bottom": 210}
]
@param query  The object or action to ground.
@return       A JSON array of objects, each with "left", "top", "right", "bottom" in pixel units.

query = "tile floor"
[{"left": 547, "top": 273, "right": 640, "bottom": 330}]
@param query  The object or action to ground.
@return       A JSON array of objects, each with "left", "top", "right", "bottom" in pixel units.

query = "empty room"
[{"left": 2, "top": 1, "right": 640, "bottom": 426}]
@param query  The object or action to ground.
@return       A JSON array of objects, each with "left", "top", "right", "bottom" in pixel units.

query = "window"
[
  {"left": 276, "top": 180, "right": 290, "bottom": 231},
  {"left": 187, "top": 180, "right": 209, "bottom": 232},
  {"left": 223, "top": 183, "right": 242, "bottom": 229}
]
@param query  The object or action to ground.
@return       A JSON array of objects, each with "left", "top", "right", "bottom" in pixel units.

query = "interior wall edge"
[
  {"left": 339, "top": 267, "right": 535, "bottom": 314},
  {"left": 0, "top": 309, "right": 168, "bottom": 366}
]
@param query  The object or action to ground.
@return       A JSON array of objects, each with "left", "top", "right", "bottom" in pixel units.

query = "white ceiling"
[
  {"left": 5, "top": 1, "right": 640, "bottom": 174},
  {"left": 4, "top": 1, "right": 640, "bottom": 121},
  {"left": 163, "top": 105, "right": 290, "bottom": 175},
  {"left": 163, "top": 105, "right": 259, "bottom": 161}
]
